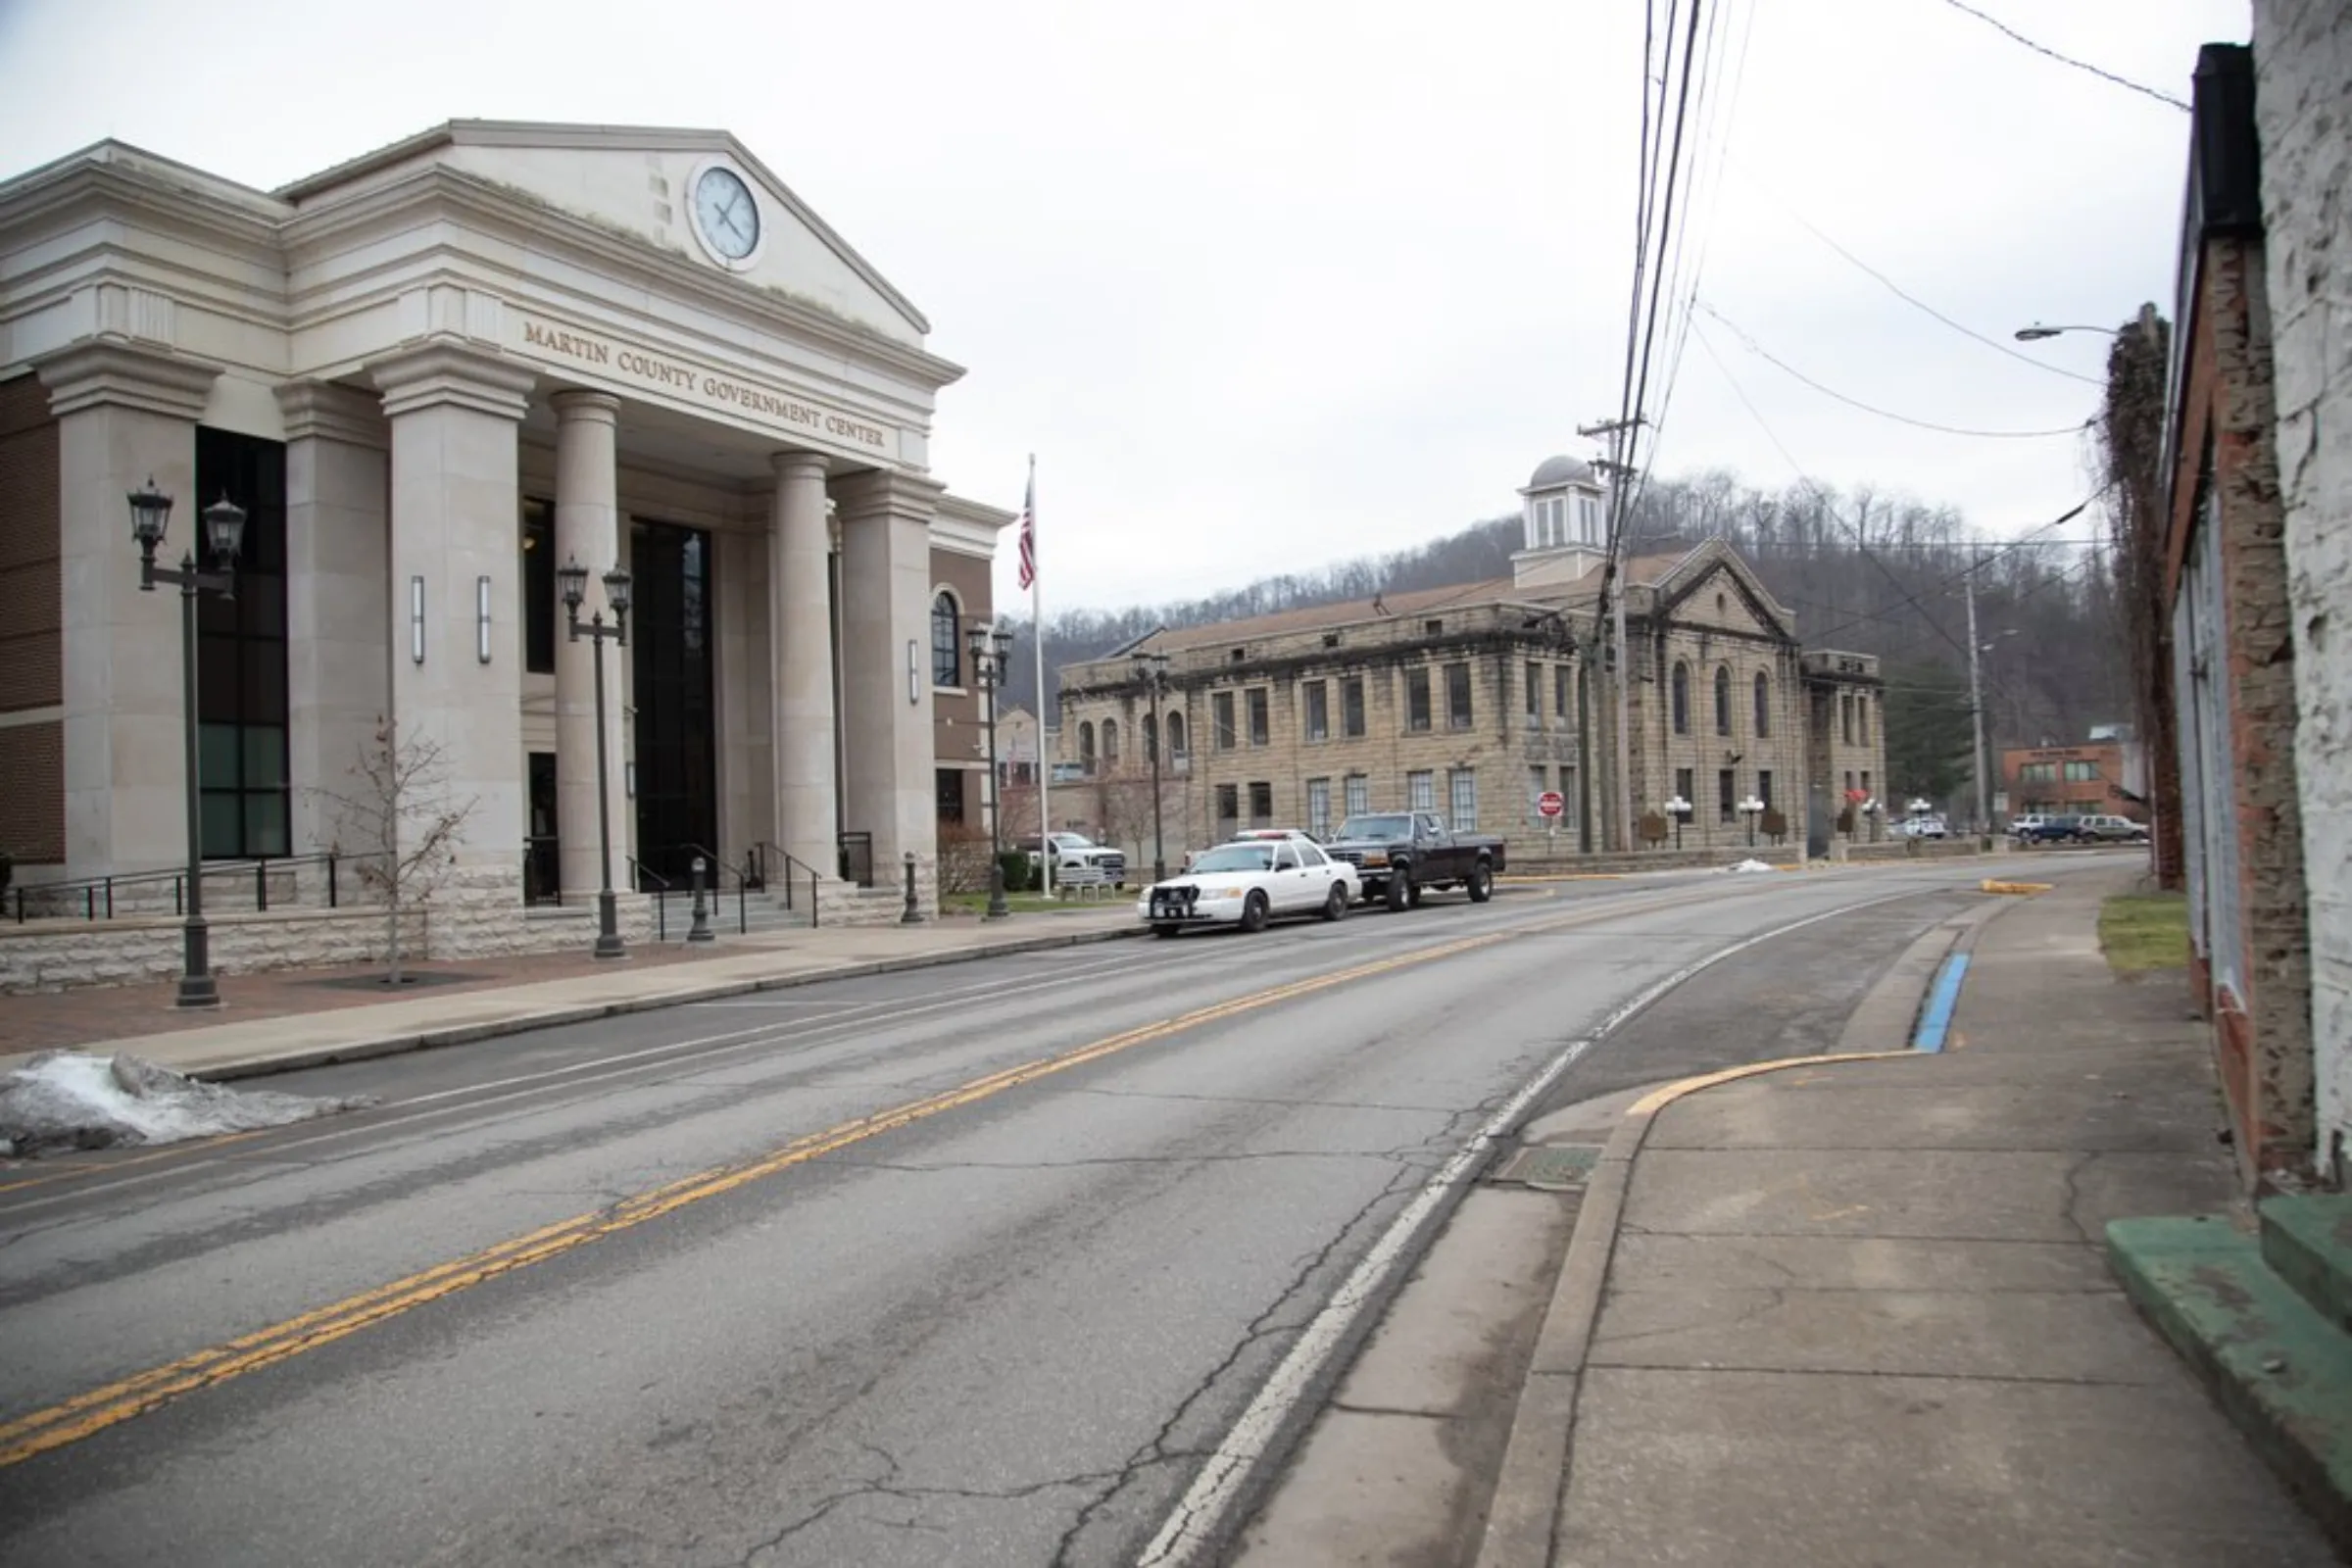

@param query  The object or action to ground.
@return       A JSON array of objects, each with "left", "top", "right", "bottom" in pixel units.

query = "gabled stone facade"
[{"left": 1055, "top": 462, "right": 1886, "bottom": 864}]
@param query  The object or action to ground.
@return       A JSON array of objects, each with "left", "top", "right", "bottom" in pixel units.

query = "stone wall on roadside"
[{"left": 2258, "top": 0, "right": 2352, "bottom": 1184}]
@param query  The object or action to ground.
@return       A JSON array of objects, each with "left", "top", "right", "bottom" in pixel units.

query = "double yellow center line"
[{"left": 0, "top": 923, "right": 1527, "bottom": 1468}]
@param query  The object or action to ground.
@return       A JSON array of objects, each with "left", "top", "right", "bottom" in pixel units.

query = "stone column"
[
  {"left": 835, "top": 469, "right": 945, "bottom": 888},
  {"left": 371, "top": 343, "right": 535, "bottom": 883},
  {"left": 278, "top": 381, "right": 391, "bottom": 855},
  {"left": 551, "top": 391, "right": 627, "bottom": 903},
  {"left": 36, "top": 342, "right": 219, "bottom": 881},
  {"left": 769, "top": 452, "right": 837, "bottom": 877}
]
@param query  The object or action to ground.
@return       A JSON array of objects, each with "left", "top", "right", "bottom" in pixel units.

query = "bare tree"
[{"left": 318, "top": 716, "right": 477, "bottom": 985}]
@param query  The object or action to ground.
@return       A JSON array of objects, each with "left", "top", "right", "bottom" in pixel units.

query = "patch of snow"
[
  {"left": 1720, "top": 858, "right": 1777, "bottom": 874},
  {"left": 0, "top": 1052, "right": 375, "bottom": 1158}
]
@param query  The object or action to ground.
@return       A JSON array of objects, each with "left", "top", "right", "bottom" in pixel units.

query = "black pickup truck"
[{"left": 1321, "top": 811, "right": 1508, "bottom": 910}]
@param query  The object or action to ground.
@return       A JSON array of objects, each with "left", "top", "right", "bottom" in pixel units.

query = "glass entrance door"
[{"left": 629, "top": 519, "right": 717, "bottom": 886}]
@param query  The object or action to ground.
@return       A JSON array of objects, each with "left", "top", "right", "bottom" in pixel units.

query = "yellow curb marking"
[
  {"left": 5, "top": 906, "right": 1641, "bottom": 1469},
  {"left": 1980, "top": 879, "right": 2052, "bottom": 896},
  {"left": 1625, "top": 1051, "right": 1916, "bottom": 1117}
]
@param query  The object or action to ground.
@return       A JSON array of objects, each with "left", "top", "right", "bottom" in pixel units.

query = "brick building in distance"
[
  {"left": 1052, "top": 457, "right": 1886, "bottom": 865},
  {"left": 1999, "top": 739, "right": 2144, "bottom": 822}
]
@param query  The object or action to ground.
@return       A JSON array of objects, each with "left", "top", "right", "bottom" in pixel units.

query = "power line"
[
  {"left": 1695, "top": 304, "right": 2094, "bottom": 438},
  {"left": 1938, "top": 0, "right": 2190, "bottom": 112},
  {"left": 1718, "top": 150, "right": 2105, "bottom": 389}
]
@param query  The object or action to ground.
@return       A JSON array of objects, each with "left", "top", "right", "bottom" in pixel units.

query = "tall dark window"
[
  {"left": 1714, "top": 665, "right": 1733, "bottom": 736},
  {"left": 935, "top": 768, "right": 966, "bottom": 823},
  {"left": 1753, "top": 670, "right": 1771, "bottom": 738},
  {"left": 521, "top": 499, "right": 556, "bottom": 674},
  {"left": 1446, "top": 662, "right": 1473, "bottom": 729},
  {"left": 630, "top": 520, "right": 717, "bottom": 883},
  {"left": 1303, "top": 680, "right": 1329, "bottom": 742},
  {"left": 1718, "top": 768, "right": 1736, "bottom": 823},
  {"left": 1671, "top": 663, "right": 1690, "bottom": 735},
  {"left": 1407, "top": 668, "right": 1432, "bottom": 732},
  {"left": 1343, "top": 676, "right": 1366, "bottom": 738},
  {"left": 195, "top": 428, "right": 288, "bottom": 859},
  {"left": 1247, "top": 687, "right": 1269, "bottom": 746},
  {"left": 1248, "top": 781, "right": 1273, "bottom": 824},
  {"left": 1212, "top": 693, "right": 1235, "bottom": 750},
  {"left": 931, "top": 592, "right": 961, "bottom": 686},
  {"left": 1167, "top": 711, "right": 1187, "bottom": 756}
]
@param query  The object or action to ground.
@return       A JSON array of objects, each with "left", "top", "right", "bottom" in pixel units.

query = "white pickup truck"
[{"left": 1029, "top": 831, "right": 1128, "bottom": 889}]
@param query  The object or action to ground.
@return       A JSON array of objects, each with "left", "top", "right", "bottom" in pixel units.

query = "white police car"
[{"left": 1140, "top": 838, "right": 1361, "bottom": 937}]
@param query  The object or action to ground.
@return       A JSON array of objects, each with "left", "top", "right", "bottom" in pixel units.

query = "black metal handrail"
[
  {"left": 748, "top": 841, "right": 824, "bottom": 929},
  {"left": 624, "top": 857, "right": 672, "bottom": 942},
  {"left": 10, "top": 851, "right": 372, "bottom": 924}
]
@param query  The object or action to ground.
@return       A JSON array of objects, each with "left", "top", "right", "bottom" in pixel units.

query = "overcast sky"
[{"left": 0, "top": 0, "right": 2247, "bottom": 613}]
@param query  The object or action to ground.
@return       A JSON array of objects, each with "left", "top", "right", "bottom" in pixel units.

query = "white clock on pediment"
[{"left": 689, "top": 165, "right": 760, "bottom": 266}]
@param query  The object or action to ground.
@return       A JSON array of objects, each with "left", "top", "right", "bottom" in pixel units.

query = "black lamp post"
[
  {"left": 1130, "top": 648, "right": 1170, "bottom": 883},
  {"left": 966, "top": 619, "right": 1015, "bottom": 919},
  {"left": 1740, "top": 793, "right": 1765, "bottom": 849},
  {"left": 558, "top": 555, "right": 632, "bottom": 959},
  {"left": 131, "top": 479, "right": 246, "bottom": 1008}
]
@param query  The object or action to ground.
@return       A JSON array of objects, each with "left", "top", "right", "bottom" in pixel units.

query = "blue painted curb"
[{"left": 1912, "top": 953, "right": 1970, "bottom": 1053}]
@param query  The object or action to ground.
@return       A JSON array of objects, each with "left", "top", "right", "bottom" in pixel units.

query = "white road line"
[{"left": 1135, "top": 886, "right": 1922, "bottom": 1567}]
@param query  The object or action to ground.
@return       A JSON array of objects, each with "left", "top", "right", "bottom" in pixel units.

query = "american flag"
[{"left": 1015, "top": 469, "right": 1037, "bottom": 591}]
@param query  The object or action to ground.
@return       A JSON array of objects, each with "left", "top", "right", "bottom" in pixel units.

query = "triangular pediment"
[
  {"left": 278, "top": 122, "right": 928, "bottom": 345},
  {"left": 1649, "top": 540, "right": 1796, "bottom": 642}
]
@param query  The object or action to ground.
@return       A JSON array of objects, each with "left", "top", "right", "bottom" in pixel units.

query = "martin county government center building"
[
  {"left": 1054, "top": 456, "right": 1892, "bottom": 863},
  {"left": 0, "top": 121, "right": 1023, "bottom": 980}
]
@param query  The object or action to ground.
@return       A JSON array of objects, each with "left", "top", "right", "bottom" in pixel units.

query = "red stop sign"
[{"left": 1538, "top": 791, "right": 1565, "bottom": 818}]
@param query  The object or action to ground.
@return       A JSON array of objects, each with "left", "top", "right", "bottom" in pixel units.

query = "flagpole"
[{"left": 1026, "top": 454, "right": 1051, "bottom": 898}]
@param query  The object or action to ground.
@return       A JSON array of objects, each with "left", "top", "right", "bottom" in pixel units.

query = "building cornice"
[
  {"left": 0, "top": 159, "right": 287, "bottom": 271},
  {"left": 34, "top": 338, "right": 218, "bottom": 419},
  {"left": 276, "top": 379, "right": 389, "bottom": 448},
  {"left": 371, "top": 339, "right": 535, "bottom": 421}
]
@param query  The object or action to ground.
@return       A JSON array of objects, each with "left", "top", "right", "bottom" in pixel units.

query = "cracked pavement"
[{"left": 0, "top": 864, "right": 2014, "bottom": 1565}]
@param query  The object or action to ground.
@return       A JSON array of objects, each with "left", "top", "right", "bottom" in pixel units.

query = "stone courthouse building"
[
  {"left": 0, "top": 121, "right": 1011, "bottom": 958},
  {"left": 1055, "top": 456, "right": 1886, "bottom": 860}
]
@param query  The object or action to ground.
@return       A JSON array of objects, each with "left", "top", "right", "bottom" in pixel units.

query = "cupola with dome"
[{"left": 1513, "top": 452, "right": 1610, "bottom": 589}]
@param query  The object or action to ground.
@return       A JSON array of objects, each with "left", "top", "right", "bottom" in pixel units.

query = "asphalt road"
[{"left": 0, "top": 854, "right": 2128, "bottom": 1566}]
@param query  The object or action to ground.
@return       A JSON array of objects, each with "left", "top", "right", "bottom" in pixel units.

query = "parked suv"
[
  {"left": 2012, "top": 813, "right": 2084, "bottom": 846},
  {"left": 2076, "top": 814, "right": 2149, "bottom": 843}
]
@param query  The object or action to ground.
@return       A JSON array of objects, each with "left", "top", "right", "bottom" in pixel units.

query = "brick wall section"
[
  {"left": 0, "top": 372, "right": 64, "bottom": 866},
  {"left": 2258, "top": 0, "right": 2352, "bottom": 1182},
  {"left": 2168, "top": 215, "right": 2313, "bottom": 1183}
]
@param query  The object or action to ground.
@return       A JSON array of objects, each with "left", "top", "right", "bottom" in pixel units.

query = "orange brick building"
[{"left": 1999, "top": 742, "right": 2143, "bottom": 821}]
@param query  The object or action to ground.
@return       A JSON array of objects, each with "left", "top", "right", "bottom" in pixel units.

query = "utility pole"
[
  {"left": 1581, "top": 422, "right": 1643, "bottom": 853},
  {"left": 1965, "top": 567, "right": 1990, "bottom": 848}
]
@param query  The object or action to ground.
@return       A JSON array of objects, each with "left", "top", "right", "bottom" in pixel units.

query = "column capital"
[
  {"left": 34, "top": 340, "right": 218, "bottom": 420},
  {"left": 832, "top": 466, "right": 947, "bottom": 524},
  {"left": 771, "top": 450, "right": 830, "bottom": 484},
  {"left": 370, "top": 341, "right": 535, "bottom": 421},
  {"left": 551, "top": 388, "right": 622, "bottom": 426},
  {"left": 275, "top": 379, "right": 390, "bottom": 449}
]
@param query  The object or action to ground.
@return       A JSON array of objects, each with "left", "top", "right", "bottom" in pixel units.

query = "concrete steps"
[{"left": 2107, "top": 1196, "right": 2352, "bottom": 1553}]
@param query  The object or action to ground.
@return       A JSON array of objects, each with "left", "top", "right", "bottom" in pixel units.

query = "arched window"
[
  {"left": 1714, "top": 666, "right": 1733, "bottom": 736},
  {"left": 1753, "top": 671, "right": 1771, "bottom": 738},
  {"left": 930, "top": 592, "right": 960, "bottom": 686},
  {"left": 1078, "top": 720, "right": 1096, "bottom": 771},
  {"left": 1671, "top": 663, "right": 1690, "bottom": 735},
  {"left": 1143, "top": 712, "right": 1158, "bottom": 763},
  {"left": 1167, "top": 711, "right": 1187, "bottom": 758},
  {"left": 1102, "top": 718, "right": 1120, "bottom": 767}
]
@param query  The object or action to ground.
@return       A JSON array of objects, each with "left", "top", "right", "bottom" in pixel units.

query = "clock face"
[{"left": 692, "top": 167, "right": 760, "bottom": 261}]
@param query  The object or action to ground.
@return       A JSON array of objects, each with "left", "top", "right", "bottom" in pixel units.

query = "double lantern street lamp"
[
  {"left": 1739, "top": 794, "right": 1766, "bottom": 849},
  {"left": 965, "top": 620, "right": 1015, "bottom": 920},
  {"left": 129, "top": 480, "right": 248, "bottom": 1009},
  {"left": 1663, "top": 794, "right": 1692, "bottom": 851},
  {"left": 1130, "top": 649, "right": 1171, "bottom": 884},
  {"left": 557, "top": 556, "right": 633, "bottom": 959}
]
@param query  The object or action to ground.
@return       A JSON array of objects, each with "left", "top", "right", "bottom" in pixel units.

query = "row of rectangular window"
[
  {"left": 1212, "top": 662, "right": 1586, "bottom": 750},
  {"left": 1216, "top": 769, "right": 1483, "bottom": 835},
  {"left": 2017, "top": 760, "right": 2100, "bottom": 783}
]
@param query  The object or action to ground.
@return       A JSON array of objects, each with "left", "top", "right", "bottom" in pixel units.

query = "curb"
[
  {"left": 1472, "top": 1047, "right": 1915, "bottom": 1568},
  {"left": 171, "top": 923, "right": 1147, "bottom": 1083},
  {"left": 1472, "top": 889, "right": 2031, "bottom": 1568}
]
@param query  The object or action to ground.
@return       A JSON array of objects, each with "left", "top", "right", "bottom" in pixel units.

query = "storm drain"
[{"left": 1489, "top": 1143, "right": 1602, "bottom": 1191}]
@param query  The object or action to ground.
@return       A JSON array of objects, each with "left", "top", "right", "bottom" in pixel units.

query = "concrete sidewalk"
[
  {"left": 1483, "top": 866, "right": 2343, "bottom": 1565},
  {"left": 0, "top": 906, "right": 1141, "bottom": 1082}
]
